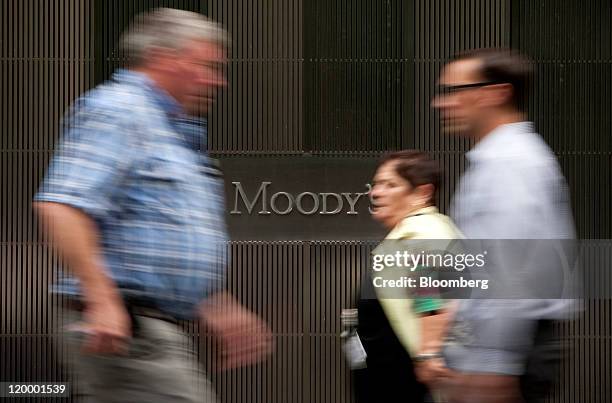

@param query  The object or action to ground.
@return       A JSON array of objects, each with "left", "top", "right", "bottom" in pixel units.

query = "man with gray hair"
[{"left": 34, "top": 8, "right": 271, "bottom": 402}]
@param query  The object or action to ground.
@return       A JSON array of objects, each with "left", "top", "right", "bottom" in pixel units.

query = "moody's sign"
[
  {"left": 217, "top": 156, "right": 385, "bottom": 240},
  {"left": 230, "top": 182, "right": 373, "bottom": 216}
]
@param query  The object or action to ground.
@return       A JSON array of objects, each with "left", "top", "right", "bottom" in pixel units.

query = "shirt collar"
[
  {"left": 112, "top": 68, "right": 207, "bottom": 150},
  {"left": 405, "top": 206, "right": 439, "bottom": 218},
  {"left": 466, "top": 121, "right": 534, "bottom": 163},
  {"left": 112, "top": 68, "right": 184, "bottom": 118},
  {"left": 384, "top": 206, "right": 440, "bottom": 240}
]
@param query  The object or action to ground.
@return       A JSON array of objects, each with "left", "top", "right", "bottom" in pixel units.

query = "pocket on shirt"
[
  {"left": 136, "top": 157, "right": 185, "bottom": 184},
  {"left": 129, "top": 156, "right": 190, "bottom": 220}
]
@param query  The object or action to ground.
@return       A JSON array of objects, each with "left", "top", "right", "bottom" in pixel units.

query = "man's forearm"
[{"left": 34, "top": 202, "right": 120, "bottom": 304}]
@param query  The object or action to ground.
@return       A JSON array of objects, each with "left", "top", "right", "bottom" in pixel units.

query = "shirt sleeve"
[
  {"left": 34, "top": 101, "right": 137, "bottom": 221},
  {"left": 413, "top": 296, "right": 445, "bottom": 314}
]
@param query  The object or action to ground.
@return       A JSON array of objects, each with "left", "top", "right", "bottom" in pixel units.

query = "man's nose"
[
  {"left": 197, "top": 72, "right": 227, "bottom": 88},
  {"left": 431, "top": 93, "right": 445, "bottom": 108},
  {"left": 213, "top": 75, "right": 228, "bottom": 88}
]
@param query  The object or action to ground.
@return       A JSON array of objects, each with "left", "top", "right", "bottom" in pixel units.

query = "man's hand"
[
  {"left": 200, "top": 292, "right": 273, "bottom": 370},
  {"left": 34, "top": 202, "right": 132, "bottom": 354},
  {"left": 70, "top": 295, "right": 132, "bottom": 355}
]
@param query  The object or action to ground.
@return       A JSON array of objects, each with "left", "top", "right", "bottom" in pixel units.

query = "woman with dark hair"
[{"left": 351, "top": 150, "right": 463, "bottom": 403}]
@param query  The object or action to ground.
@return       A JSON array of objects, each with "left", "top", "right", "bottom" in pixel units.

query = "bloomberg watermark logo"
[{"left": 230, "top": 182, "right": 373, "bottom": 215}]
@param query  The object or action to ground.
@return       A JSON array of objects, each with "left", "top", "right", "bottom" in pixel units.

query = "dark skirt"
[{"left": 353, "top": 298, "right": 429, "bottom": 403}]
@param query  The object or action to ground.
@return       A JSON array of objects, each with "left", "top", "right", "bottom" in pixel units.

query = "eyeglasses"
[{"left": 435, "top": 81, "right": 503, "bottom": 95}]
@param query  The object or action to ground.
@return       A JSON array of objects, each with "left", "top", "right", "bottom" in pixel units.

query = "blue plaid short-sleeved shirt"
[{"left": 35, "top": 69, "right": 229, "bottom": 320}]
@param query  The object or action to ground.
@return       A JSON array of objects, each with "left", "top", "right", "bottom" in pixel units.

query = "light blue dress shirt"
[{"left": 444, "top": 122, "right": 576, "bottom": 375}]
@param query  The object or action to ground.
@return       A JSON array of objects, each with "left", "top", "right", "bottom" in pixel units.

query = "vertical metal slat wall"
[{"left": 1, "top": 1, "right": 611, "bottom": 402}]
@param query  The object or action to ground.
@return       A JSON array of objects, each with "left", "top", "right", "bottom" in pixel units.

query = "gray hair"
[{"left": 119, "top": 8, "right": 229, "bottom": 67}]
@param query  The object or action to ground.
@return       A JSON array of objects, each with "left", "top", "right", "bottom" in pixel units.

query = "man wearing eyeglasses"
[{"left": 421, "top": 49, "right": 576, "bottom": 403}]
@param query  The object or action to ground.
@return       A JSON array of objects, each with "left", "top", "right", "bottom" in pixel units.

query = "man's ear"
[
  {"left": 143, "top": 46, "right": 178, "bottom": 72},
  {"left": 481, "top": 83, "right": 514, "bottom": 108}
]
